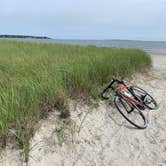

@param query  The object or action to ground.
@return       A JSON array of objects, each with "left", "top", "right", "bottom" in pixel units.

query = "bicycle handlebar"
[
  {"left": 104, "top": 78, "right": 124, "bottom": 91},
  {"left": 101, "top": 77, "right": 125, "bottom": 100}
]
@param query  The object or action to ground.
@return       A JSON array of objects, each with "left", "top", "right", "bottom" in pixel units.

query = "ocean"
[{"left": 1, "top": 38, "right": 166, "bottom": 55}]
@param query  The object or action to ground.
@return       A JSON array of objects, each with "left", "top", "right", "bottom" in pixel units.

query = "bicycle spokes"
[{"left": 114, "top": 96, "right": 147, "bottom": 129}]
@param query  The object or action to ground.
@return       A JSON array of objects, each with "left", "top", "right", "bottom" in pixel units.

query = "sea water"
[{"left": 1, "top": 38, "right": 166, "bottom": 55}]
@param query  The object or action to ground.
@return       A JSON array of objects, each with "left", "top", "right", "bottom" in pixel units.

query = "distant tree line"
[{"left": 0, "top": 34, "right": 51, "bottom": 39}]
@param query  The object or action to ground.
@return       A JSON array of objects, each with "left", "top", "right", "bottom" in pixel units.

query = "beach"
[
  {"left": 151, "top": 54, "right": 166, "bottom": 72},
  {"left": 0, "top": 54, "right": 166, "bottom": 166},
  {"left": 27, "top": 54, "right": 166, "bottom": 166},
  {"left": 1, "top": 0, "right": 166, "bottom": 164}
]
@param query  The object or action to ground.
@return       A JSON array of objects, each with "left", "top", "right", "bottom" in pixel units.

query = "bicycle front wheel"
[
  {"left": 114, "top": 96, "right": 147, "bottom": 129},
  {"left": 130, "top": 86, "right": 158, "bottom": 110}
]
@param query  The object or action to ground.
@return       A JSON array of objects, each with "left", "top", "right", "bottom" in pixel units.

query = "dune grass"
[{"left": 0, "top": 40, "right": 151, "bottom": 158}]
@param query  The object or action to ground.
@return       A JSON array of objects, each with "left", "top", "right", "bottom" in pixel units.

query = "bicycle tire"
[
  {"left": 130, "top": 86, "right": 158, "bottom": 110},
  {"left": 114, "top": 96, "right": 147, "bottom": 129}
]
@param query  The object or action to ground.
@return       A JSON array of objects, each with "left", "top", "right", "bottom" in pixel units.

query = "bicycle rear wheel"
[
  {"left": 114, "top": 96, "right": 147, "bottom": 129},
  {"left": 130, "top": 86, "right": 158, "bottom": 110}
]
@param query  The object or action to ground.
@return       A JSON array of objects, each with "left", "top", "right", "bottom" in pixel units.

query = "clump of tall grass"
[{"left": 0, "top": 40, "right": 151, "bottom": 159}]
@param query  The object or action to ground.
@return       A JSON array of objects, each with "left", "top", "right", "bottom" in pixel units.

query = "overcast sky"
[{"left": 0, "top": 0, "right": 166, "bottom": 41}]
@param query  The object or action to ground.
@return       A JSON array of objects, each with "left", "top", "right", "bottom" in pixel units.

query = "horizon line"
[{"left": 0, "top": 34, "right": 166, "bottom": 42}]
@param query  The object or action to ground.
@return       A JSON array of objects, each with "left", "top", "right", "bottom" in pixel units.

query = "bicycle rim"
[
  {"left": 114, "top": 96, "right": 147, "bottom": 129},
  {"left": 130, "top": 86, "right": 158, "bottom": 110}
]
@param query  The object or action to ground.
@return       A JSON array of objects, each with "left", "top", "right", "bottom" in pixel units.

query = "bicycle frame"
[
  {"left": 107, "top": 79, "right": 145, "bottom": 109},
  {"left": 121, "top": 94, "right": 144, "bottom": 107}
]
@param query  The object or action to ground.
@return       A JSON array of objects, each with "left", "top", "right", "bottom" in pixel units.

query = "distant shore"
[{"left": 0, "top": 35, "right": 51, "bottom": 39}]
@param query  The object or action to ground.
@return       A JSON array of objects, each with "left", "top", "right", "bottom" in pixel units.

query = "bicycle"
[{"left": 101, "top": 78, "right": 158, "bottom": 129}]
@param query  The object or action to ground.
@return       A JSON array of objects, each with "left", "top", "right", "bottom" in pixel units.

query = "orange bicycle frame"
[{"left": 116, "top": 85, "right": 144, "bottom": 107}]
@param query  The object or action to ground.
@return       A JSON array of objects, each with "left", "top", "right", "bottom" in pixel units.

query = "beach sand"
[
  {"left": 151, "top": 54, "right": 166, "bottom": 72},
  {"left": 1, "top": 54, "right": 166, "bottom": 166}
]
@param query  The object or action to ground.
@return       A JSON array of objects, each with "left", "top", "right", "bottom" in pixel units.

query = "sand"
[{"left": 0, "top": 54, "right": 166, "bottom": 166}]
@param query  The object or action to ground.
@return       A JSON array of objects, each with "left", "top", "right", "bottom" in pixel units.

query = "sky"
[{"left": 0, "top": 0, "right": 166, "bottom": 41}]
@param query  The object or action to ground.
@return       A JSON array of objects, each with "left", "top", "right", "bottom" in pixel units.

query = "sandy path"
[{"left": 0, "top": 55, "right": 166, "bottom": 166}]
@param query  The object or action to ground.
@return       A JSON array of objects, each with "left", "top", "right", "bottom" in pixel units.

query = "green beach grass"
[{"left": 0, "top": 40, "right": 151, "bottom": 158}]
